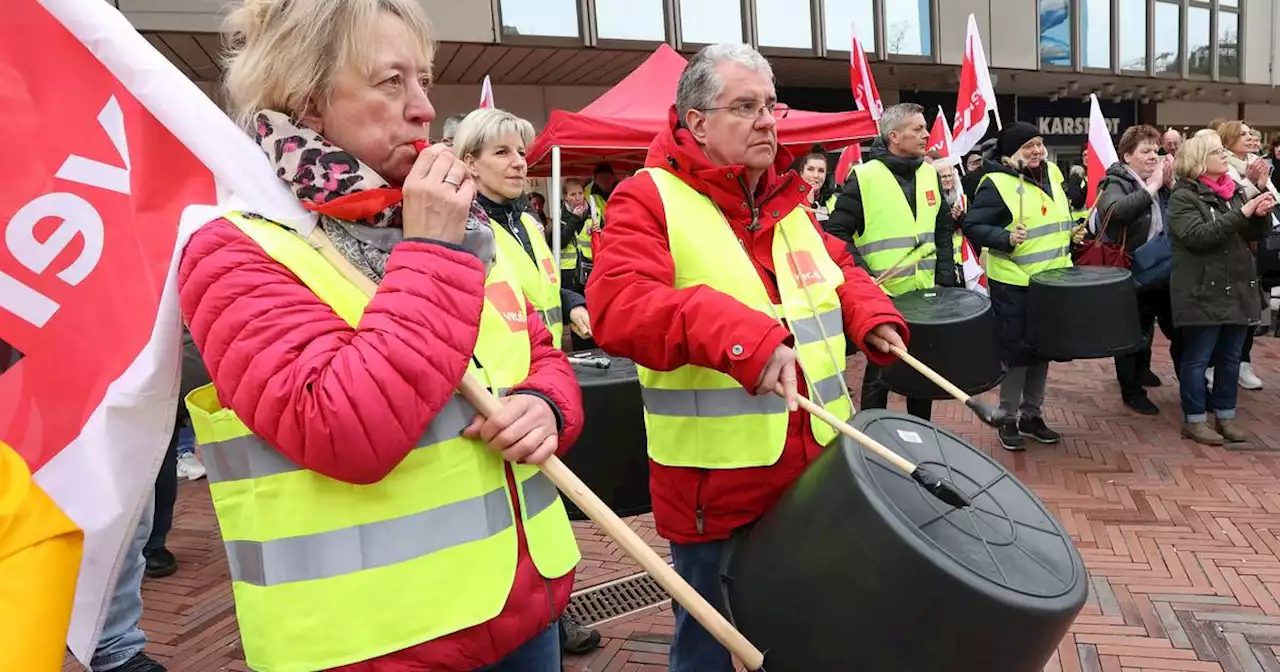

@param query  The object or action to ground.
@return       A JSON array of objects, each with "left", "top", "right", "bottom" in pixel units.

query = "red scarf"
[{"left": 1198, "top": 172, "right": 1237, "bottom": 201}]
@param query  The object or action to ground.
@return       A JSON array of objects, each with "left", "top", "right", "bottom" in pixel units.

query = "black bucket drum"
[
  {"left": 720, "top": 410, "right": 1087, "bottom": 672},
  {"left": 561, "top": 349, "right": 651, "bottom": 520},
  {"left": 883, "top": 287, "right": 1004, "bottom": 400},
  {"left": 1027, "top": 266, "right": 1143, "bottom": 360}
]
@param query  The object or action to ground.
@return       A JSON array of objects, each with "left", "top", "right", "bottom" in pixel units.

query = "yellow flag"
[{"left": 0, "top": 441, "right": 84, "bottom": 671}]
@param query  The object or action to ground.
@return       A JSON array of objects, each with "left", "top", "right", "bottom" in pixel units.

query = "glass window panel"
[
  {"left": 1219, "top": 9, "right": 1239, "bottom": 78},
  {"left": 1153, "top": 1, "right": 1181, "bottom": 74},
  {"left": 1082, "top": 0, "right": 1110, "bottom": 69},
  {"left": 1187, "top": 5, "right": 1210, "bottom": 75},
  {"left": 1221, "top": 0, "right": 1238, "bottom": 6},
  {"left": 823, "top": 0, "right": 876, "bottom": 52},
  {"left": 597, "top": 0, "right": 665, "bottom": 41},
  {"left": 1039, "top": 0, "right": 1072, "bottom": 67},
  {"left": 1119, "top": 0, "right": 1147, "bottom": 71},
  {"left": 681, "top": 0, "right": 744, "bottom": 44},
  {"left": 499, "top": 0, "right": 579, "bottom": 38},
  {"left": 756, "top": 0, "right": 812, "bottom": 50},
  {"left": 885, "top": 0, "right": 931, "bottom": 56}
]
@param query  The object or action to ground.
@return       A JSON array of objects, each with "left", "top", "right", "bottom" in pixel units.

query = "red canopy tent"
[{"left": 526, "top": 44, "right": 878, "bottom": 176}]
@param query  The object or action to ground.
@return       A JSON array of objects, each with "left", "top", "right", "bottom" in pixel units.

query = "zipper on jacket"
[{"left": 694, "top": 469, "right": 709, "bottom": 535}]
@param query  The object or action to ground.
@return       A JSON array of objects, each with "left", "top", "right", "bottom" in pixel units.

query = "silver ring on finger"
[{"left": 443, "top": 177, "right": 462, "bottom": 189}]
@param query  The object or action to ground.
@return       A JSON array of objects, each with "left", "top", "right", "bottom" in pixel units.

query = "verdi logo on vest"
[
  {"left": 926, "top": 190, "right": 938, "bottom": 207},
  {"left": 540, "top": 257, "right": 557, "bottom": 284},
  {"left": 786, "top": 250, "right": 825, "bottom": 288},
  {"left": 485, "top": 281, "right": 528, "bottom": 332}
]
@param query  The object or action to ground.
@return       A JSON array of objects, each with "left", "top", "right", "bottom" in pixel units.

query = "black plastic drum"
[
  {"left": 720, "top": 410, "right": 1086, "bottom": 672},
  {"left": 884, "top": 287, "right": 1004, "bottom": 400},
  {"left": 1027, "top": 266, "right": 1143, "bottom": 360},
  {"left": 561, "top": 350, "right": 651, "bottom": 520}
]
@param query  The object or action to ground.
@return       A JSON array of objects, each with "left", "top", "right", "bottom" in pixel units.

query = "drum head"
[
  {"left": 892, "top": 287, "right": 991, "bottom": 326},
  {"left": 850, "top": 410, "right": 1080, "bottom": 599},
  {"left": 1032, "top": 265, "right": 1132, "bottom": 287}
]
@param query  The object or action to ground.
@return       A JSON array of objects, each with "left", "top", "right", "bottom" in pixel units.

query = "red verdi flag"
[{"left": 2, "top": 0, "right": 311, "bottom": 661}]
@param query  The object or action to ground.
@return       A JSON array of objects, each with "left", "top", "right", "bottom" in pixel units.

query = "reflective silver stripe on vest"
[
  {"left": 857, "top": 236, "right": 918, "bottom": 255},
  {"left": 997, "top": 245, "right": 1070, "bottom": 266},
  {"left": 539, "top": 306, "right": 563, "bottom": 327},
  {"left": 521, "top": 471, "right": 560, "bottom": 518},
  {"left": 578, "top": 237, "right": 592, "bottom": 251},
  {"left": 1024, "top": 220, "right": 1074, "bottom": 241},
  {"left": 642, "top": 386, "right": 788, "bottom": 417},
  {"left": 809, "top": 373, "right": 847, "bottom": 406},
  {"left": 919, "top": 258, "right": 937, "bottom": 271},
  {"left": 792, "top": 308, "right": 844, "bottom": 346},
  {"left": 224, "top": 486, "right": 514, "bottom": 587},
  {"left": 203, "top": 396, "right": 477, "bottom": 484}
]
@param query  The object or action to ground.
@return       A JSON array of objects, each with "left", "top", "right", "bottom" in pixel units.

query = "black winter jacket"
[{"left": 961, "top": 159, "right": 1069, "bottom": 254}]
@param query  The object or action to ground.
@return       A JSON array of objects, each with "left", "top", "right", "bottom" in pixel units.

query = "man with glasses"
[{"left": 585, "top": 43, "right": 908, "bottom": 672}]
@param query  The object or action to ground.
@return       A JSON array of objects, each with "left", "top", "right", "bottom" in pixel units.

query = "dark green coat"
[{"left": 1166, "top": 177, "right": 1270, "bottom": 327}]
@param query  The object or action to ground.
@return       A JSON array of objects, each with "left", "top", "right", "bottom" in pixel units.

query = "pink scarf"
[{"left": 1198, "top": 172, "right": 1237, "bottom": 201}]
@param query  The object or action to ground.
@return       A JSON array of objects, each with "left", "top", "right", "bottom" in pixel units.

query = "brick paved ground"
[{"left": 65, "top": 336, "right": 1280, "bottom": 672}]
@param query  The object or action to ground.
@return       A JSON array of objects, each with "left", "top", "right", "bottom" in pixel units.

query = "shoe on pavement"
[
  {"left": 1215, "top": 418, "right": 1250, "bottom": 443},
  {"left": 1182, "top": 422, "right": 1225, "bottom": 446},
  {"left": 116, "top": 652, "right": 166, "bottom": 672},
  {"left": 1239, "top": 363, "right": 1263, "bottom": 390},
  {"left": 998, "top": 418, "right": 1024, "bottom": 451},
  {"left": 560, "top": 614, "right": 600, "bottom": 654},
  {"left": 176, "top": 452, "right": 207, "bottom": 481},
  {"left": 1140, "top": 370, "right": 1162, "bottom": 387},
  {"left": 144, "top": 548, "right": 177, "bottom": 579},
  {"left": 1018, "top": 417, "right": 1062, "bottom": 444},
  {"left": 1123, "top": 396, "right": 1160, "bottom": 415}
]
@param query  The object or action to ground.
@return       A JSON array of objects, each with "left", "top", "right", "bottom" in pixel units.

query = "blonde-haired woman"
[
  {"left": 455, "top": 108, "right": 593, "bottom": 348},
  {"left": 180, "top": 1, "right": 583, "bottom": 670},
  {"left": 1215, "top": 120, "right": 1271, "bottom": 389},
  {"left": 1167, "top": 133, "right": 1275, "bottom": 445}
]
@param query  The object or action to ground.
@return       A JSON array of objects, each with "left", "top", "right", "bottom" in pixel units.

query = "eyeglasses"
[{"left": 700, "top": 101, "right": 790, "bottom": 120}]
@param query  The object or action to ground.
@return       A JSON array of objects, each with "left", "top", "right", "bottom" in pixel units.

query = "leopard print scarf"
[{"left": 254, "top": 110, "right": 493, "bottom": 282}]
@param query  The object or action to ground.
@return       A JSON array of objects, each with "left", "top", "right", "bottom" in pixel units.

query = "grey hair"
[
  {"left": 878, "top": 103, "right": 924, "bottom": 140},
  {"left": 675, "top": 43, "right": 774, "bottom": 120},
  {"left": 440, "top": 113, "right": 466, "bottom": 142}
]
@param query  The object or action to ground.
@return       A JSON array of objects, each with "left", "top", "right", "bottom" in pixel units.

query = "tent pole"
[{"left": 551, "top": 146, "right": 562, "bottom": 276}]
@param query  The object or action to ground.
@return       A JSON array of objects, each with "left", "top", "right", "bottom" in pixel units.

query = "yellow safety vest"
[
  {"left": 491, "top": 212, "right": 565, "bottom": 349},
  {"left": 577, "top": 191, "right": 608, "bottom": 263},
  {"left": 636, "top": 168, "right": 851, "bottom": 468},
  {"left": 852, "top": 161, "right": 942, "bottom": 297},
  {"left": 981, "top": 162, "right": 1075, "bottom": 287},
  {"left": 185, "top": 212, "right": 579, "bottom": 672},
  {"left": 952, "top": 191, "right": 969, "bottom": 266}
]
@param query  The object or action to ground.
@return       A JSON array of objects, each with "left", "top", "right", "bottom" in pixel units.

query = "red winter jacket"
[
  {"left": 585, "top": 109, "right": 909, "bottom": 545},
  {"left": 179, "top": 219, "right": 583, "bottom": 672}
]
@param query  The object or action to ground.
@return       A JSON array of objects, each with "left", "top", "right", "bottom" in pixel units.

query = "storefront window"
[
  {"left": 681, "top": 0, "right": 744, "bottom": 45},
  {"left": 1119, "top": 0, "right": 1147, "bottom": 71},
  {"left": 1082, "top": 0, "right": 1111, "bottom": 69},
  {"left": 1153, "top": 1, "right": 1181, "bottom": 74},
  {"left": 1219, "top": 8, "right": 1240, "bottom": 78},
  {"left": 823, "top": 0, "right": 876, "bottom": 53},
  {"left": 1039, "top": 0, "right": 1071, "bottom": 67},
  {"left": 596, "top": 0, "right": 665, "bottom": 41},
  {"left": 499, "top": 0, "right": 579, "bottom": 38},
  {"left": 884, "top": 0, "right": 931, "bottom": 56},
  {"left": 756, "top": 0, "right": 812, "bottom": 50},
  {"left": 1187, "top": 5, "right": 1210, "bottom": 76}
]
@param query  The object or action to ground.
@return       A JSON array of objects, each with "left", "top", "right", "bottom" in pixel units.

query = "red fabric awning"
[{"left": 526, "top": 44, "right": 878, "bottom": 177}]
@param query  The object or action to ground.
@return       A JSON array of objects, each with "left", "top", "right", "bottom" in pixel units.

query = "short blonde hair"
[
  {"left": 222, "top": 0, "right": 435, "bottom": 129},
  {"left": 1174, "top": 133, "right": 1223, "bottom": 180},
  {"left": 453, "top": 108, "right": 536, "bottom": 161}
]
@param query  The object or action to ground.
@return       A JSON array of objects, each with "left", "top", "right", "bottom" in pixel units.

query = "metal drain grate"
[{"left": 565, "top": 572, "right": 671, "bottom": 626}]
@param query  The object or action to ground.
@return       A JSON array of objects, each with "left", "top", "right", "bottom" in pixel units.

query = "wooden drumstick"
[
  {"left": 775, "top": 385, "right": 971, "bottom": 509},
  {"left": 873, "top": 241, "right": 926, "bottom": 286},
  {"left": 308, "top": 226, "right": 767, "bottom": 670},
  {"left": 886, "top": 345, "right": 1000, "bottom": 429}
]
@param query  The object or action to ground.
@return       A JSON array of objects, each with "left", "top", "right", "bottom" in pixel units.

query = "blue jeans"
[
  {"left": 91, "top": 496, "right": 153, "bottom": 670},
  {"left": 480, "top": 624, "right": 561, "bottom": 672},
  {"left": 669, "top": 540, "right": 733, "bottom": 672},
  {"left": 176, "top": 423, "right": 195, "bottom": 457},
  {"left": 1179, "top": 325, "right": 1249, "bottom": 423}
]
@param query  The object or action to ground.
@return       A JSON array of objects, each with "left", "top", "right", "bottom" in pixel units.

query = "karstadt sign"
[{"left": 1036, "top": 116, "right": 1121, "bottom": 136}]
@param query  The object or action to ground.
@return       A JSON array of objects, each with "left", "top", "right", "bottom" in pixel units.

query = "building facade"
[{"left": 124, "top": 0, "right": 1279, "bottom": 161}]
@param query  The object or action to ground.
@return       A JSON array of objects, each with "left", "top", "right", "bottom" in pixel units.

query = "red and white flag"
[
  {"left": 952, "top": 14, "right": 1001, "bottom": 158},
  {"left": 1085, "top": 94, "right": 1119, "bottom": 211},
  {"left": 960, "top": 236, "right": 988, "bottom": 296},
  {"left": 849, "top": 21, "right": 882, "bottom": 121},
  {"left": 479, "top": 75, "right": 496, "bottom": 109},
  {"left": 926, "top": 106, "right": 956, "bottom": 164},
  {"left": 2, "top": 0, "right": 311, "bottom": 662},
  {"left": 835, "top": 143, "right": 863, "bottom": 183}
]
